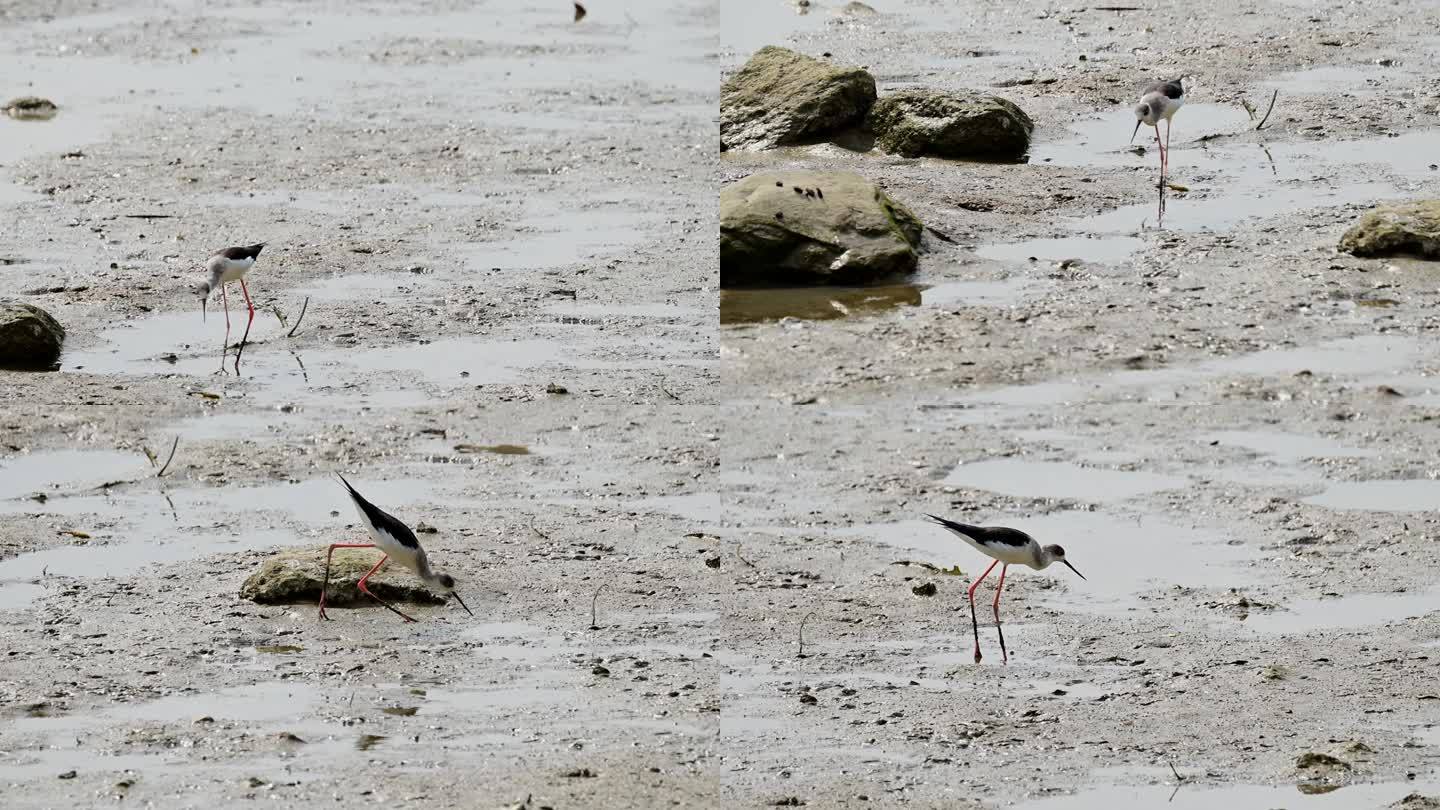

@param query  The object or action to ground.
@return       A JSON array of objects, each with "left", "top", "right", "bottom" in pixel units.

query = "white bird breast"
[{"left": 214, "top": 256, "right": 255, "bottom": 284}]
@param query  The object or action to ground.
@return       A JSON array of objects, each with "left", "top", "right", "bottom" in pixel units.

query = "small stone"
[{"left": 57, "top": 770, "right": 76, "bottom": 780}]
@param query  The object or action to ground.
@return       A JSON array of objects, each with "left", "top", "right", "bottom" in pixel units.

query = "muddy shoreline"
[
  {"left": 717, "top": 0, "right": 1440, "bottom": 807},
  {"left": 2, "top": 0, "right": 718, "bottom": 807}
]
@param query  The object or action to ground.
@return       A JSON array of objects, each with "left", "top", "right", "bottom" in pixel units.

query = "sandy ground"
[
  {"left": 4, "top": 0, "right": 1440, "bottom": 807},
  {"left": 718, "top": 0, "right": 1440, "bottom": 807},
  {"left": 0, "top": 0, "right": 718, "bottom": 807}
]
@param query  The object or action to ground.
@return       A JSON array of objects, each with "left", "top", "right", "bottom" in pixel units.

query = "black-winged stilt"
[
  {"left": 319, "top": 475, "right": 473, "bottom": 623},
  {"left": 925, "top": 514, "right": 1085, "bottom": 665},
  {"left": 195, "top": 243, "right": 266, "bottom": 361},
  {"left": 1131, "top": 78, "right": 1185, "bottom": 184}
]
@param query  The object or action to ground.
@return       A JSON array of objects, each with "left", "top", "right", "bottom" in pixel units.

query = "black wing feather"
[
  {"left": 336, "top": 474, "right": 420, "bottom": 549},
  {"left": 215, "top": 243, "right": 266, "bottom": 261},
  {"left": 1145, "top": 79, "right": 1184, "bottom": 99},
  {"left": 924, "top": 514, "right": 1031, "bottom": 547}
]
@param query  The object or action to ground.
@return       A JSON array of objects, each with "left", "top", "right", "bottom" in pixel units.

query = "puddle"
[
  {"left": 0, "top": 449, "right": 148, "bottom": 500},
  {"left": 1035, "top": 104, "right": 1440, "bottom": 233},
  {"left": 721, "top": 0, "right": 828, "bottom": 55},
  {"left": 0, "top": 583, "right": 46, "bottom": 612},
  {"left": 1302, "top": 480, "right": 1440, "bottom": 512},
  {"left": 842, "top": 511, "right": 1255, "bottom": 612},
  {"left": 975, "top": 236, "right": 1143, "bottom": 265},
  {"left": 1242, "top": 585, "right": 1440, "bottom": 634},
  {"left": 921, "top": 278, "right": 1034, "bottom": 308},
  {"left": 1203, "top": 430, "right": 1377, "bottom": 462},
  {"left": 720, "top": 284, "right": 922, "bottom": 324},
  {"left": 1031, "top": 104, "right": 1255, "bottom": 168},
  {"left": 0, "top": 528, "right": 295, "bottom": 585},
  {"left": 453, "top": 443, "right": 530, "bottom": 455},
  {"left": 11, "top": 681, "right": 321, "bottom": 733},
  {"left": 944, "top": 459, "right": 1188, "bottom": 503},
  {"left": 1263, "top": 65, "right": 1387, "bottom": 94},
  {"left": 1014, "top": 779, "right": 1440, "bottom": 809},
  {"left": 627, "top": 492, "right": 722, "bottom": 522},
  {"left": 65, "top": 311, "right": 566, "bottom": 400},
  {"left": 462, "top": 207, "right": 653, "bottom": 271},
  {"left": 958, "top": 335, "right": 1424, "bottom": 411}
]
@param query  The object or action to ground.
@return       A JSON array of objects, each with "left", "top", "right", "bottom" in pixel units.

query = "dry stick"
[
  {"left": 272, "top": 305, "right": 288, "bottom": 329},
  {"left": 530, "top": 520, "right": 551, "bottom": 541},
  {"left": 156, "top": 436, "right": 180, "bottom": 478},
  {"left": 797, "top": 611, "right": 816, "bottom": 658},
  {"left": 288, "top": 296, "right": 310, "bottom": 338},
  {"left": 1255, "top": 89, "right": 1279, "bottom": 131},
  {"left": 734, "top": 542, "right": 756, "bottom": 568},
  {"left": 590, "top": 584, "right": 608, "bottom": 630}
]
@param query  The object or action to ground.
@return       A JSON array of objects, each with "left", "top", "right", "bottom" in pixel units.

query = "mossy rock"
[
  {"left": 1339, "top": 200, "right": 1440, "bottom": 260},
  {"left": 720, "top": 170, "right": 923, "bottom": 286},
  {"left": 866, "top": 88, "right": 1033, "bottom": 160},
  {"left": 0, "top": 300, "right": 65, "bottom": 370},
  {"left": 240, "top": 547, "right": 445, "bottom": 606},
  {"left": 721, "top": 46, "right": 877, "bottom": 151}
]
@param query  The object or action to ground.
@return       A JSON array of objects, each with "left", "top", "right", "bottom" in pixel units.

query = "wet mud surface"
[
  {"left": 720, "top": 0, "right": 1440, "bottom": 806},
  {"left": 1, "top": 0, "right": 716, "bottom": 806}
]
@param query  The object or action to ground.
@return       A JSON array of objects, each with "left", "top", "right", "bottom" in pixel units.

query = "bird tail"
[
  {"left": 336, "top": 473, "right": 362, "bottom": 500},
  {"left": 924, "top": 513, "right": 983, "bottom": 538}
]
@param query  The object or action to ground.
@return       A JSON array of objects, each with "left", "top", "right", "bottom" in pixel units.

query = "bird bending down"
[
  {"left": 195, "top": 243, "right": 266, "bottom": 363},
  {"left": 1130, "top": 78, "right": 1185, "bottom": 184},
  {"left": 925, "top": 514, "right": 1085, "bottom": 664},
  {"left": 320, "top": 474, "right": 473, "bottom": 622}
]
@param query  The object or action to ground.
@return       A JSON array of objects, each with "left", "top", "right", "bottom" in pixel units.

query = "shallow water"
[
  {"left": 975, "top": 236, "right": 1143, "bottom": 265},
  {"left": 0, "top": 449, "right": 148, "bottom": 500},
  {"left": 944, "top": 458, "right": 1188, "bottom": 503},
  {"left": 1013, "top": 779, "right": 1440, "bottom": 809},
  {"left": 843, "top": 510, "right": 1255, "bottom": 611},
  {"left": 1241, "top": 585, "right": 1440, "bottom": 634}
]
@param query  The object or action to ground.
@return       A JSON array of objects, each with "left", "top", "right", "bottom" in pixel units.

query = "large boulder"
[
  {"left": 1339, "top": 200, "right": 1440, "bottom": 259},
  {"left": 240, "top": 547, "right": 446, "bottom": 606},
  {"left": 0, "top": 300, "right": 65, "bottom": 370},
  {"left": 866, "top": 89, "right": 1033, "bottom": 160},
  {"left": 720, "top": 170, "right": 923, "bottom": 286},
  {"left": 721, "top": 46, "right": 877, "bottom": 151}
]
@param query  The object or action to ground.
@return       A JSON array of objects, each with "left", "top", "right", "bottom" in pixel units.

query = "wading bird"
[
  {"left": 1131, "top": 78, "right": 1185, "bottom": 185},
  {"left": 925, "top": 514, "right": 1085, "bottom": 664},
  {"left": 195, "top": 243, "right": 266, "bottom": 362},
  {"left": 319, "top": 475, "right": 473, "bottom": 622}
]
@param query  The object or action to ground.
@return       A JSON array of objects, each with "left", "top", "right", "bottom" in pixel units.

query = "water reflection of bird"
[
  {"left": 318, "top": 475, "right": 474, "bottom": 623},
  {"left": 1131, "top": 78, "right": 1186, "bottom": 184},
  {"left": 925, "top": 514, "right": 1086, "bottom": 665}
]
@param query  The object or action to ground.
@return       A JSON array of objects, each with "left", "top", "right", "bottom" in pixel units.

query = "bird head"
[
  {"left": 1043, "top": 544, "right": 1086, "bottom": 580},
  {"left": 434, "top": 573, "right": 474, "bottom": 616},
  {"left": 194, "top": 281, "right": 212, "bottom": 321}
]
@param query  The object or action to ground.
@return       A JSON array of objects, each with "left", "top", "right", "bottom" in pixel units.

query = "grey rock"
[
  {"left": 240, "top": 547, "right": 446, "bottom": 606},
  {"left": 721, "top": 46, "right": 877, "bottom": 151},
  {"left": 1339, "top": 200, "right": 1440, "bottom": 259},
  {"left": 720, "top": 170, "right": 922, "bottom": 286},
  {"left": 866, "top": 88, "right": 1033, "bottom": 159},
  {"left": 0, "top": 300, "right": 65, "bottom": 370}
]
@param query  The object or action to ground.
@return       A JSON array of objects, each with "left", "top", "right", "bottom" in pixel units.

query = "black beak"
[
  {"left": 451, "top": 591, "right": 474, "bottom": 616},
  {"left": 1063, "top": 559, "right": 1086, "bottom": 581},
  {"left": 1130, "top": 119, "right": 1142, "bottom": 144},
  {"left": 201, "top": 296, "right": 207, "bottom": 323}
]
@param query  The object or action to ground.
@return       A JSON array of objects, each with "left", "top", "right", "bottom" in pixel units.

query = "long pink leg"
[
  {"left": 319, "top": 543, "right": 375, "bottom": 620},
  {"left": 238, "top": 279, "right": 256, "bottom": 348},
  {"left": 992, "top": 564, "right": 1010, "bottom": 665},
  {"left": 968, "top": 559, "right": 1000, "bottom": 663},
  {"left": 357, "top": 554, "right": 418, "bottom": 623},
  {"left": 221, "top": 283, "right": 232, "bottom": 350}
]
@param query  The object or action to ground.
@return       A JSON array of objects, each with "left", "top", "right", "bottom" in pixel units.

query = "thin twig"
[
  {"left": 1167, "top": 759, "right": 1184, "bottom": 783},
  {"left": 142, "top": 445, "right": 157, "bottom": 467},
  {"left": 590, "top": 584, "right": 608, "bottom": 630},
  {"left": 797, "top": 611, "right": 816, "bottom": 658},
  {"left": 156, "top": 436, "right": 180, "bottom": 478},
  {"left": 287, "top": 296, "right": 310, "bottom": 338},
  {"left": 734, "top": 543, "right": 756, "bottom": 568},
  {"left": 530, "top": 520, "right": 551, "bottom": 541},
  {"left": 1255, "top": 89, "right": 1278, "bottom": 131},
  {"left": 272, "top": 305, "right": 288, "bottom": 329}
]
